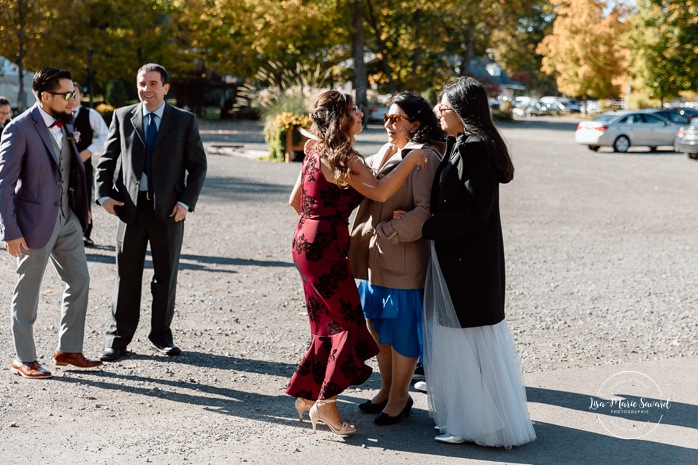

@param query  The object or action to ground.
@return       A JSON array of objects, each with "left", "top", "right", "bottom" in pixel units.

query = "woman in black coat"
[{"left": 421, "top": 77, "right": 536, "bottom": 448}]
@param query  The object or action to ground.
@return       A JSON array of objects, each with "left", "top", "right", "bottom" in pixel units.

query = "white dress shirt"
[
  {"left": 37, "top": 105, "right": 63, "bottom": 147},
  {"left": 72, "top": 104, "right": 109, "bottom": 155}
]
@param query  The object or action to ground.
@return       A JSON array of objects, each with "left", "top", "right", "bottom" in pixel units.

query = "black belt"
[{"left": 139, "top": 190, "right": 153, "bottom": 201}]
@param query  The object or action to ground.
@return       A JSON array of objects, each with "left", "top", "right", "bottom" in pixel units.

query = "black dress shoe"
[
  {"left": 413, "top": 363, "right": 425, "bottom": 381},
  {"left": 152, "top": 342, "right": 182, "bottom": 356},
  {"left": 83, "top": 237, "right": 95, "bottom": 247},
  {"left": 359, "top": 399, "right": 388, "bottom": 414},
  {"left": 375, "top": 396, "right": 413, "bottom": 426},
  {"left": 99, "top": 347, "right": 127, "bottom": 362}
]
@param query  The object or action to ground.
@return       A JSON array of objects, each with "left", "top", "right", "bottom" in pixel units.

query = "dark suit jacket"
[
  {"left": 95, "top": 103, "right": 207, "bottom": 224},
  {"left": 0, "top": 105, "right": 89, "bottom": 249},
  {"left": 422, "top": 134, "right": 506, "bottom": 328}
]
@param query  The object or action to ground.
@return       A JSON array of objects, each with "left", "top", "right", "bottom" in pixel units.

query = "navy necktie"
[{"left": 145, "top": 113, "right": 158, "bottom": 194}]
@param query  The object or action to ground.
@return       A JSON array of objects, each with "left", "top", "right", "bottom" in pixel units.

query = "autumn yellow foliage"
[{"left": 537, "top": 0, "right": 631, "bottom": 98}]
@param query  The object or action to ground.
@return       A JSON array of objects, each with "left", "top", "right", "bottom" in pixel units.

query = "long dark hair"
[
  {"left": 391, "top": 92, "right": 444, "bottom": 143},
  {"left": 309, "top": 90, "right": 359, "bottom": 187},
  {"left": 443, "top": 77, "right": 514, "bottom": 182}
]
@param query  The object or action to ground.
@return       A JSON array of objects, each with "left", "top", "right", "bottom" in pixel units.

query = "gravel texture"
[{"left": 0, "top": 117, "right": 696, "bottom": 464}]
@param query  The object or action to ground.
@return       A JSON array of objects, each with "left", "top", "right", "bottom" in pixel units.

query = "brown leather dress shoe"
[
  {"left": 11, "top": 360, "right": 53, "bottom": 379},
  {"left": 53, "top": 351, "right": 103, "bottom": 368}
]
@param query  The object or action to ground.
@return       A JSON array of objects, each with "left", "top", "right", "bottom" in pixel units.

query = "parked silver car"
[
  {"left": 512, "top": 99, "right": 552, "bottom": 118},
  {"left": 575, "top": 110, "right": 683, "bottom": 152},
  {"left": 674, "top": 125, "right": 698, "bottom": 159},
  {"left": 366, "top": 101, "right": 389, "bottom": 123}
]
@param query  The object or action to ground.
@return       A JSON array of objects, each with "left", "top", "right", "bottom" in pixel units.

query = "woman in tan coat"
[{"left": 349, "top": 92, "right": 443, "bottom": 425}]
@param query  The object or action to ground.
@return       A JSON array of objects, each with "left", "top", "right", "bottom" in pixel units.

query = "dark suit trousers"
[
  {"left": 84, "top": 160, "right": 94, "bottom": 238},
  {"left": 106, "top": 192, "right": 184, "bottom": 349}
]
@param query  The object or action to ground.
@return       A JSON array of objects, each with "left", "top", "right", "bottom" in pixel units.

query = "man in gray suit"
[
  {"left": 0, "top": 68, "right": 102, "bottom": 379},
  {"left": 96, "top": 63, "right": 207, "bottom": 362}
]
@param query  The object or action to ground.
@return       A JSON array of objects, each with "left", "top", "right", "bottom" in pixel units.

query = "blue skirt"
[{"left": 358, "top": 280, "right": 423, "bottom": 358}]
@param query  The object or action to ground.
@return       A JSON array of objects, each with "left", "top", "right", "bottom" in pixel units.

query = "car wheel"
[
  {"left": 588, "top": 145, "right": 600, "bottom": 152},
  {"left": 648, "top": 146, "right": 657, "bottom": 152},
  {"left": 613, "top": 136, "right": 630, "bottom": 153}
]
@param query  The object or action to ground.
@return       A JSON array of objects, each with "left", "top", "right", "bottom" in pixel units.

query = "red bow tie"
[{"left": 49, "top": 121, "right": 63, "bottom": 128}]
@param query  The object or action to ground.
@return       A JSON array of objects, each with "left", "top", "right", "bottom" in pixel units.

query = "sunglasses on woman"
[
  {"left": 437, "top": 104, "right": 455, "bottom": 115},
  {"left": 383, "top": 114, "right": 411, "bottom": 124}
]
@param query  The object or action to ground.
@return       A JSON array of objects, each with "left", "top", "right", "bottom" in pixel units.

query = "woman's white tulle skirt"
[{"left": 423, "top": 242, "right": 536, "bottom": 448}]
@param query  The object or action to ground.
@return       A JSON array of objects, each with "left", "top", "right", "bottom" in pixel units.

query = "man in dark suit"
[
  {"left": 0, "top": 68, "right": 102, "bottom": 379},
  {"left": 95, "top": 63, "right": 207, "bottom": 362},
  {"left": 0, "top": 96, "right": 11, "bottom": 133},
  {"left": 72, "top": 83, "right": 108, "bottom": 248}
]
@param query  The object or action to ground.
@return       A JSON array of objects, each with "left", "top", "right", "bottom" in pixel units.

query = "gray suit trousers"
[{"left": 10, "top": 211, "right": 90, "bottom": 361}]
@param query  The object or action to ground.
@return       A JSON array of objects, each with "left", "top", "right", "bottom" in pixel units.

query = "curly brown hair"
[{"left": 308, "top": 90, "right": 359, "bottom": 187}]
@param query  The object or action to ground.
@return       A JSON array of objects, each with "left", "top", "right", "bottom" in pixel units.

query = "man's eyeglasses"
[
  {"left": 383, "top": 114, "right": 410, "bottom": 124},
  {"left": 437, "top": 104, "right": 455, "bottom": 115},
  {"left": 45, "top": 91, "right": 77, "bottom": 101}
]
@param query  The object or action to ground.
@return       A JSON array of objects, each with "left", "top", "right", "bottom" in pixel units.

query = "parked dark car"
[
  {"left": 649, "top": 109, "right": 695, "bottom": 125},
  {"left": 674, "top": 125, "right": 698, "bottom": 159}
]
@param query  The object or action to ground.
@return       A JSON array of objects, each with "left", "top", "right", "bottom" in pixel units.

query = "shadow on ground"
[
  {"left": 201, "top": 176, "right": 291, "bottom": 201},
  {"left": 500, "top": 118, "right": 580, "bottom": 132},
  {"left": 55, "top": 354, "right": 698, "bottom": 464}
]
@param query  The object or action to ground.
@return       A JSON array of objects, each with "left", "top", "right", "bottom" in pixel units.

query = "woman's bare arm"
[
  {"left": 345, "top": 150, "right": 427, "bottom": 202},
  {"left": 289, "top": 171, "right": 303, "bottom": 215}
]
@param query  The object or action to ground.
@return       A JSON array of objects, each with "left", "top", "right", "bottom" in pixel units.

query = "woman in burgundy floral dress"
[{"left": 287, "top": 90, "right": 428, "bottom": 437}]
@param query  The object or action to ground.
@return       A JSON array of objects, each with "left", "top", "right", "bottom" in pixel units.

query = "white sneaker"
[
  {"left": 435, "top": 433, "right": 466, "bottom": 444},
  {"left": 414, "top": 381, "right": 428, "bottom": 392}
]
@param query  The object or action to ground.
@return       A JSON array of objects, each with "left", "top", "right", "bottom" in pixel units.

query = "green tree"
[
  {"left": 493, "top": 1, "right": 558, "bottom": 96},
  {"left": 360, "top": 0, "right": 546, "bottom": 94},
  {"left": 105, "top": 77, "right": 128, "bottom": 107},
  {"left": 629, "top": 0, "right": 697, "bottom": 105},
  {"left": 179, "top": 0, "right": 347, "bottom": 81},
  {"left": 0, "top": 0, "right": 53, "bottom": 111}
]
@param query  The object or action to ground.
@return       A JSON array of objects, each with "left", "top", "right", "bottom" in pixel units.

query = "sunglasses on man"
[{"left": 45, "top": 90, "right": 77, "bottom": 101}]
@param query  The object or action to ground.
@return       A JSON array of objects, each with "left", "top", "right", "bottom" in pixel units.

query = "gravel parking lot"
[{"left": 0, "top": 117, "right": 696, "bottom": 464}]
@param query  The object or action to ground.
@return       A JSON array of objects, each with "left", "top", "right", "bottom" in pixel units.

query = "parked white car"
[{"left": 575, "top": 110, "right": 683, "bottom": 152}]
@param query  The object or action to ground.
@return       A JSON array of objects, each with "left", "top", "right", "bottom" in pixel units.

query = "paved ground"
[{"left": 0, "top": 117, "right": 696, "bottom": 464}]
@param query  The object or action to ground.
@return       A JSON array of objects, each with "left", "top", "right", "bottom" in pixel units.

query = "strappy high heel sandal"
[
  {"left": 294, "top": 397, "right": 314, "bottom": 422},
  {"left": 309, "top": 399, "right": 356, "bottom": 437}
]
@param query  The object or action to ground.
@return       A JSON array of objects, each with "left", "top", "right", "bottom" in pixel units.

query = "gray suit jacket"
[
  {"left": 95, "top": 103, "right": 207, "bottom": 224},
  {"left": 0, "top": 105, "right": 89, "bottom": 248}
]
